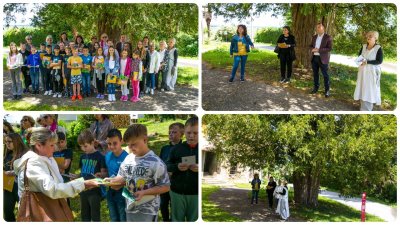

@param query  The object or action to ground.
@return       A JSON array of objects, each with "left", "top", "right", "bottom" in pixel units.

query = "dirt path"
[
  {"left": 202, "top": 64, "right": 357, "bottom": 111},
  {"left": 3, "top": 71, "right": 198, "bottom": 111},
  {"left": 209, "top": 187, "right": 303, "bottom": 222}
]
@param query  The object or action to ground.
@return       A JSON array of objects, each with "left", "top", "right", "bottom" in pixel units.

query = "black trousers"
[
  {"left": 21, "top": 66, "right": 31, "bottom": 90},
  {"left": 3, "top": 184, "right": 19, "bottom": 222},
  {"left": 52, "top": 69, "right": 63, "bottom": 93},
  {"left": 160, "top": 192, "right": 171, "bottom": 221},
  {"left": 96, "top": 73, "right": 105, "bottom": 94},
  {"left": 80, "top": 190, "right": 102, "bottom": 222},
  {"left": 312, "top": 55, "right": 330, "bottom": 92},
  {"left": 267, "top": 191, "right": 274, "bottom": 208},
  {"left": 279, "top": 53, "right": 293, "bottom": 79}
]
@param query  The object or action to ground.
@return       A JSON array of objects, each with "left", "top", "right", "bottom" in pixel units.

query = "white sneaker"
[
  {"left": 58, "top": 93, "right": 62, "bottom": 98},
  {"left": 112, "top": 94, "right": 116, "bottom": 101},
  {"left": 48, "top": 90, "right": 52, "bottom": 95},
  {"left": 150, "top": 89, "right": 154, "bottom": 95},
  {"left": 53, "top": 93, "right": 58, "bottom": 97},
  {"left": 44, "top": 91, "right": 49, "bottom": 95},
  {"left": 108, "top": 94, "right": 112, "bottom": 101},
  {"left": 145, "top": 87, "right": 150, "bottom": 94},
  {"left": 161, "top": 88, "right": 164, "bottom": 92}
]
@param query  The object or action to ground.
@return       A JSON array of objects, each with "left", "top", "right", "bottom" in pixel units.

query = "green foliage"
[
  {"left": 176, "top": 33, "right": 198, "bottom": 57},
  {"left": 214, "top": 26, "right": 236, "bottom": 42},
  {"left": 177, "top": 66, "right": 198, "bottom": 87},
  {"left": 255, "top": 27, "right": 282, "bottom": 44},
  {"left": 202, "top": 185, "right": 243, "bottom": 222},
  {"left": 204, "top": 115, "right": 397, "bottom": 204},
  {"left": 3, "top": 27, "right": 49, "bottom": 47}
]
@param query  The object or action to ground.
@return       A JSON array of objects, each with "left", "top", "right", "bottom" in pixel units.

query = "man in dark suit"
[
  {"left": 310, "top": 23, "right": 333, "bottom": 97},
  {"left": 116, "top": 34, "right": 132, "bottom": 55}
]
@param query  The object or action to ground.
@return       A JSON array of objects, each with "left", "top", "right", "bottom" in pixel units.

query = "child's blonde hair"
[
  {"left": 9, "top": 42, "right": 18, "bottom": 56},
  {"left": 77, "top": 129, "right": 95, "bottom": 145},
  {"left": 123, "top": 124, "right": 147, "bottom": 143}
]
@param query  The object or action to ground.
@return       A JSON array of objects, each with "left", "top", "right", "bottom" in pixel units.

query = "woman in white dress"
[
  {"left": 354, "top": 31, "right": 383, "bottom": 111},
  {"left": 275, "top": 180, "right": 289, "bottom": 221}
]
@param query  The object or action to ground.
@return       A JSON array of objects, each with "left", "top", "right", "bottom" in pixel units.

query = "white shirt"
[
  {"left": 314, "top": 33, "right": 324, "bottom": 56},
  {"left": 109, "top": 59, "right": 115, "bottom": 69},
  {"left": 120, "top": 58, "right": 127, "bottom": 75}
]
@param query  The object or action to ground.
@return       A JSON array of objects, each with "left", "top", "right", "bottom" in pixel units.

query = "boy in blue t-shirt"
[
  {"left": 80, "top": 46, "right": 92, "bottom": 97},
  {"left": 105, "top": 129, "right": 129, "bottom": 222},
  {"left": 78, "top": 129, "right": 107, "bottom": 222}
]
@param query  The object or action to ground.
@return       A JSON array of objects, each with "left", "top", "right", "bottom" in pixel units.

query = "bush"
[
  {"left": 214, "top": 26, "right": 236, "bottom": 42},
  {"left": 3, "top": 27, "right": 52, "bottom": 47},
  {"left": 254, "top": 27, "right": 282, "bottom": 44},
  {"left": 176, "top": 33, "right": 198, "bottom": 57}
]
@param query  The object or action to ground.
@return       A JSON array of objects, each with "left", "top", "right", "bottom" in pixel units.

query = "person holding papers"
[{"left": 354, "top": 31, "right": 383, "bottom": 111}]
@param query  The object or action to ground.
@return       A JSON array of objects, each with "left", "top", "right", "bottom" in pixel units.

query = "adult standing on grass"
[
  {"left": 229, "top": 24, "right": 254, "bottom": 83},
  {"left": 13, "top": 127, "right": 99, "bottom": 221},
  {"left": 7, "top": 42, "right": 24, "bottom": 100},
  {"left": 277, "top": 26, "right": 296, "bottom": 83},
  {"left": 310, "top": 22, "right": 333, "bottom": 98},
  {"left": 90, "top": 114, "right": 114, "bottom": 155},
  {"left": 275, "top": 180, "right": 289, "bottom": 221},
  {"left": 266, "top": 176, "right": 277, "bottom": 209},
  {"left": 353, "top": 31, "right": 383, "bottom": 111}
]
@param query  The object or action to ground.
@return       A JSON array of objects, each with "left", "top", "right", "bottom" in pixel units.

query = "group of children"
[
  {"left": 6, "top": 34, "right": 179, "bottom": 102},
  {"left": 51, "top": 117, "right": 198, "bottom": 222}
]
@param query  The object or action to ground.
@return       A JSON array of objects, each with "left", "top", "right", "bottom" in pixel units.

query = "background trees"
[{"left": 203, "top": 115, "right": 397, "bottom": 207}]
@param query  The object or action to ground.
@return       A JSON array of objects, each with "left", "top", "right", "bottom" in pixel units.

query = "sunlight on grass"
[
  {"left": 177, "top": 66, "right": 198, "bottom": 87},
  {"left": 3, "top": 101, "right": 95, "bottom": 111}
]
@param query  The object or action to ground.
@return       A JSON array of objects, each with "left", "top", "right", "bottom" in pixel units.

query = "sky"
[{"left": 5, "top": 3, "right": 36, "bottom": 27}]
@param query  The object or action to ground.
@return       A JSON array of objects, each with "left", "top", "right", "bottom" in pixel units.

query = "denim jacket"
[
  {"left": 104, "top": 57, "right": 120, "bottom": 75},
  {"left": 230, "top": 34, "right": 254, "bottom": 55}
]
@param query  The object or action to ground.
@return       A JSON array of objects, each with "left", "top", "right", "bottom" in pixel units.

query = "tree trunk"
[
  {"left": 96, "top": 14, "right": 121, "bottom": 44},
  {"left": 292, "top": 168, "right": 320, "bottom": 207},
  {"left": 291, "top": 4, "right": 318, "bottom": 69}
]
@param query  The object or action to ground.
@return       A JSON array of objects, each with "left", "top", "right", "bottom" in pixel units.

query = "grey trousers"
[
  {"left": 10, "top": 68, "right": 22, "bottom": 95},
  {"left": 126, "top": 212, "right": 158, "bottom": 222},
  {"left": 360, "top": 100, "right": 374, "bottom": 111}
]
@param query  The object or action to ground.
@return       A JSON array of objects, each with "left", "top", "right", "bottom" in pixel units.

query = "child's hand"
[
  {"left": 84, "top": 179, "right": 99, "bottom": 190},
  {"left": 189, "top": 164, "right": 198, "bottom": 172},
  {"left": 178, "top": 163, "right": 189, "bottom": 171},
  {"left": 94, "top": 172, "right": 103, "bottom": 178},
  {"left": 134, "top": 190, "right": 146, "bottom": 201},
  {"left": 110, "top": 184, "right": 124, "bottom": 191}
]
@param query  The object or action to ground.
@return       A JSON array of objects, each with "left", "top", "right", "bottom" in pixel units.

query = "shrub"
[
  {"left": 214, "top": 26, "right": 236, "bottom": 42},
  {"left": 176, "top": 33, "right": 198, "bottom": 57},
  {"left": 3, "top": 27, "right": 52, "bottom": 47},
  {"left": 254, "top": 27, "right": 282, "bottom": 44}
]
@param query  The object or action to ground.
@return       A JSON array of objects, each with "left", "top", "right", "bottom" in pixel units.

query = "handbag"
[
  {"left": 274, "top": 45, "right": 280, "bottom": 54},
  {"left": 17, "top": 159, "right": 74, "bottom": 222}
]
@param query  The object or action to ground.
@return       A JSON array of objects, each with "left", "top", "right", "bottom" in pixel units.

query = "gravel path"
[
  {"left": 3, "top": 71, "right": 198, "bottom": 111},
  {"left": 320, "top": 190, "right": 397, "bottom": 222},
  {"left": 209, "top": 187, "right": 303, "bottom": 222},
  {"left": 202, "top": 64, "right": 357, "bottom": 111}
]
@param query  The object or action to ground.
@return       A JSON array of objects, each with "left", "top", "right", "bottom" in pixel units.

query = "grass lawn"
[
  {"left": 67, "top": 119, "right": 186, "bottom": 221},
  {"left": 234, "top": 183, "right": 385, "bottom": 222},
  {"left": 177, "top": 66, "right": 198, "bottom": 87},
  {"left": 3, "top": 101, "right": 96, "bottom": 111},
  {"left": 202, "top": 48, "right": 397, "bottom": 110},
  {"left": 202, "top": 185, "right": 243, "bottom": 222}
]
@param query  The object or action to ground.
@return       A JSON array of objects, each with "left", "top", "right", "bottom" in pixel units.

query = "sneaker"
[
  {"left": 228, "top": 78, "right": 233, "bottom": 83},
  {"left": 96, "top": 93, "right": 100, "bottom": 98},
  {"left": 108, "top": 94, "right": 112, "bottom": 101},
  {"left": 71, "top": 95, "right": 76, "bottom": 101},
  {"left": 150, "top": 89, "right": 154, "bottom": 95},
  {"left": 77, "top": 94, "right": 83, "bottom": 100},
  {"left": 161, "top": 88, "right": 164, "bottom": 92},
  {"left": 48, "top": 90, "right": 52, "bottom": 95},
  {"left": 44, "top": 91, "right": 49, "bottom": 95},
  {"left": 120, "top": 95, "right": 124, "bottom": 101},
  {"left": 53, "top": 93, "right": 58, "bottom": 97},
  {"left": 284, "top": 78, "right": 290, "bottom": 83},
  {"left": 100, "top": 94, "right": 105, "bottom": 99},
  {"left": 58, "top": 93, "right": 62, "bottom": 98},
  {"left": 279, "top": 78, "right": 286, "bottom": 83},
  {"left": 240, "top": 79, "right": 245, "bottom": 82},
  {"left": 112, "top": 94, "right": 116, "bottom": 101},
  {"left": 145, "top": 87, "right": 150, "bottom": 94}
]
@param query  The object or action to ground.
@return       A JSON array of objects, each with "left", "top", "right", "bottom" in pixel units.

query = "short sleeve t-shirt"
[
  {"left": 53, "top": 148, "right": 73, "bottom": 174},
  {"left": 42, "top": 53, "right": 52, "bottom": 68},
  {"left": 105, "top": 150, "right": 129, "bottom": 177},
  {"left": 118, "top": 151, "right": 170, "bottom": 215},
  {"left": 79, "top": 150, "right": 106, "bottom": 180},
  {"left": 68, "top": 56, "right": 83, "bottom": 76},
  {"left": 81, "top": 54, "right": 92, "bottom": 73},
  {"left": 51, "top": 54, "right": 62, "bottom": 69}
]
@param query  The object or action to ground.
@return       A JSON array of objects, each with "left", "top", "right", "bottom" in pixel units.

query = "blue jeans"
[
  {"left": 146, "top": 73, "right": 156, "bottom": 89},
  {"left": 251, "top": 190, "right": 259, "bottom": 204},
  {"left": 82, "top": 72, "right": 91, "bottom": 95},
  {"left": 107, "top": 83, "right": 115, "bottom": 94},
  {"left": 30, "top": 69, "right": 40, "bottom": 91},
  {"left": 230, "top": 55, "right": 248, "bottom": 80},
  {"left": 106, "top": 189, "right": 126, "bottom": 222}
]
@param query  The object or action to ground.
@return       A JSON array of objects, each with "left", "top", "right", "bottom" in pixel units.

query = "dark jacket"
[
  {"left": 277, "top": 34, "right": 296, "bottom": 61},
  {"left": 166, "top": 142, "right": 198, "bottom": 195},
  {"left": 309, "top": 33, "right": 333, "bottom": 64},
  {"left": 230, "top": 34, "right": 254, "bottom": 55}
]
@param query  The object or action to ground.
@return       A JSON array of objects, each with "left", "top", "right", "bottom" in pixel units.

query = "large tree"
[
  {"left": 204, "top": 115, "right": 397, "bottom": 207},
  {"left": 208, "top": 3, "right": 396, "bottom": 68}
]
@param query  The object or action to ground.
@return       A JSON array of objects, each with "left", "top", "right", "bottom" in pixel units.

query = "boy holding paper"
[
  {"left": 54, "top": 132, "right": 73, "bottom": 182},
  {"left": 166, "top": 116, "right": 199, "bottom": 222},
  {"left": 105, "top": 124, "right": 170, "bottom": 222}
]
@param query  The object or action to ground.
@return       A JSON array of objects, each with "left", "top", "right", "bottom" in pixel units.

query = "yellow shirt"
[
  {"left": 234, "top": 41, "right": 247, "bottom": 56},
  {"left": 68, "top": 56, "right": 83, "bottom": 76}
]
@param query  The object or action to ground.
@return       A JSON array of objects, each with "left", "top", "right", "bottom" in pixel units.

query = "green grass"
[
  {"left": 202, "top": 48, "right": 397, "bottom": 110},
  {"left": 67, "top": 119, "right": 186, "bottom": 221},
  {"left": 177, "top": 66, "right": 198, "bottom": 87},
  {"left": 3, "top": 101, "right": 95, "bottom": 111},
  {"left": 202, "top": 185, "right": 243, "bottom": 222},
  {"left": 180, "top": 56, "right": 199, "bottom": 60}
]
